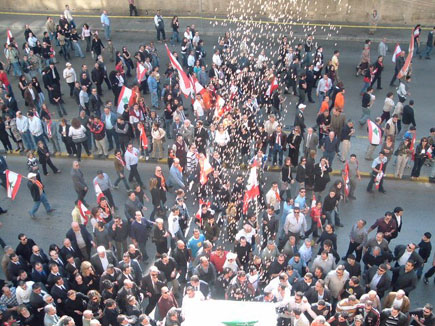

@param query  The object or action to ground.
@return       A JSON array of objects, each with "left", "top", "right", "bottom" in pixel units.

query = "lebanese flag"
[
  {"left": 117, "top": 86, "right": 133, "bottom": 115},
  {"left": 199, "top": 154, "right": 213, "bottom": 185},
  {"left": 189, "top": 75, "right": 205, "bottom": 96},
  {"left": 94, "top": 180, "right": 105, "bottom": 203},
  {"left": 77, "top": 200, "right": 90, "bottom": 225},
  {"left": 398, "top": 33, "right": 414, "bottom": 79},
  {"left": 367, "top": 120, "right": 382, "bottom": 145},
  {"left": 6, "top": 29, "right": 12, "bottom": 45},
  {"left": 410, "top": 131, "right": 417, "bottom": 161},
  {"left": 136, "top": 62, "right": 147, "bottom": 83},
  {"left": 138, "top": 122, "right": 148, "bottom": 150},
  {"left": 165, "top": 44, "right": 192, "bottom": 98},
  {"left": 343, "top": 162, "right": 350, "bottom": 196},
  {"left": 375, "top": 162, "right": 384, "bottom": 189},
  {"left": 311, "top": 193, "right": 317, "bottom": 209},
  {"left": 265, "top": 76, "right": 279, "bottom": 97},
  {"left": 213, "top": 95, "right": 226, "bottom": 118},
  {"left": 5, "top": 170, "right": 22, "bottom": 200},
  {"left": 392, "top": 43, "right": 401, "bottom": 63},
  {"left": 195, "top": 199, "right": 211, "bottom": 227},
  {"left": 46, "top": 120, "right": 53, "bottom": 138},
  {"left": 242, "top": 166, "right": 260, "bottom": 214}
]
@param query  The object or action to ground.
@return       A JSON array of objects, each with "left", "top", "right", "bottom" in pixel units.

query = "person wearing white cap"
[
  {"left": 295, "top": 104, "right": 307, "bottom": 134},
  {"left": 63, "top": 62, "right": 77, "bottom": 97},
  {"left": 27, "top": 172, "right": 55, "bottom": 219}
]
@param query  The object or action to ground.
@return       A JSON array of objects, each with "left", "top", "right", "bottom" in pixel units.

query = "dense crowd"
[{"left": 0, "top": 5, "right": 434, "bottom": 326}]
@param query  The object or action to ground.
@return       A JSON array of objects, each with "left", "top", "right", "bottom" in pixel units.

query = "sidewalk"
[{"left": 0, "top": 12, "right": 417, "bottom": 43}]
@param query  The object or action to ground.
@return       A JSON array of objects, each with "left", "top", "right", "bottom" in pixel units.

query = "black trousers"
[
  {"left": 102, "top": 189, "right": 115, "bottom": 208},
  {"left": 41, "top": 158, "right": 59, "bottom": 175},
  {"left": 76, "top": 188, "right": 88, "bottom": 205},
  {"left": 345, "top": 241, "right": 363, "bottom": 262},
  {"left": 128, "top": 164, "right": 143, "bottom": 187},
  {"left": 129, "top": 4, "right": 138, "bottom": 16},
  {"left": 145, "top": 294, "right": 160, "bottom": 314}
]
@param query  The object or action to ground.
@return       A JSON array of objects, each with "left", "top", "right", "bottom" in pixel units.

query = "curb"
[
  {"left": 4, "top": 150, "right": 430, "bottom": 183},
  {"left": 0, "top": 24, "right": 404, "bottom": 43}
]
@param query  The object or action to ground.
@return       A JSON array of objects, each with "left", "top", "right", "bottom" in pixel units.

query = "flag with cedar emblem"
[{"left": 5, "top": 169, "right": 22, "bottom": 200}]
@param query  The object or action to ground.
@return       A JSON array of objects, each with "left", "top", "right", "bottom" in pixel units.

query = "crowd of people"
[{"left": 0, "top": 5, "right": 434, "bottom": 326}]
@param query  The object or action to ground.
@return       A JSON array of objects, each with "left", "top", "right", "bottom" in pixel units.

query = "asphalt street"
[
  {"left": 0, "top": 13, "right": 433, "bottom": 176},
  {"left": 0, "top": 155, "right": 434, "bottom": 308},
  {"left": 0, "top": 12, "right": 434, "bottom": 310}
]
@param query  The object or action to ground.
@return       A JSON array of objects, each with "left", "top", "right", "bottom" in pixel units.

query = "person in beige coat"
[{"left": 383, "top": 290, "right": 410, "bottom": 313}]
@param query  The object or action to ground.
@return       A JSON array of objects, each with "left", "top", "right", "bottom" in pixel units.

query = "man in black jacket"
[
  {"left": 27, "top": 172, "right": 55, "bottom": 219},
  {"left": 66, "top": 222, "right": 94, "bottom": 260},
  {"left": 71, "top": 161, "right": 88, "bottom": 205},
  {"left": 364, "top": 263, "right": 391, "bottom": 298},
  {"left": 380, "top": 306, "right": 408, "bottom": 326},
  {"left": 392, "top": 260, "right": 418, "bottom": 295},
  {"left": 141, "top": 266, "right": 167, "bottom": 314},
  {"left": 91, "top": 62, "right": 105, "bottom": 96},
  {"left": 401, "top": 99, "right": 416, "bottom": 135}
]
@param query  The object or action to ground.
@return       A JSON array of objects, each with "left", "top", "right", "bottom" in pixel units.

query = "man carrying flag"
[
  {"left": 365, "top": 117, "right": 383, "bottom": 161},
  {"left": 27, "top": 172, "right": 55, "bottom": 219},
  {"left": 243, "top": 160, "right": 260, "bottom": 214},
  {"left": 367, "top": 151, "right": 387, "bottom": 194},
  {"left": 165, "top": 44, "right": 192, "bottom": 98},
  {"left": 265, "top": 76, "right": 279, "bottom": 97},
  {"left": 390, "top": 49, "right": 405, "bottom": 86},
  {"left": 93, "top": 170, "right": 115, "bottom": 208},
  {"left": 76, "top": 200, "right": 91, "bottom": 225},
  {"left": 137, "top": 122, "right": 149, "bottom": 158}
]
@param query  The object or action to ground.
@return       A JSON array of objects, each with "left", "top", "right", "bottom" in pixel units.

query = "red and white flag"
[
  {"left": 375, "top": 162, "right": 384, "bottom": 190},
  {"left": 410, "top": 132, "right": 417, "bottom": 161},
  {"left": 265, "top": 76, "right": 279, "bottom": 97},
  {"left": 199, "top": 154, "right": 213, "bottom": 185},
  {"left": 311, "top": 194, "right": 317, "bottom": 209},
  {"left": 94, "top": 180, "right": 105, "bottom": 203},
  {"left": 136, "top": 62, "right": 147, "bottom": 83},
  {"left": 165, "top": 45, "right": 192, "bottom": 98},
  {"left": 117, "top": 86, "right": 133, "bottom": 115},
  {"left": 6, "top": 29, "right": 12, "bottom": 45},
  {"left": 195, "top": 199, "right": 211, "bottom": 226},
  {"left": 367, "top": 120, "right": 382, "bottom": 145},
  {"left": 242, "top": 165, "right": 260, "bottom": 214},
  {"left": 46, "top": 120, "right": 53, "bottom": 138},
  {"left": 137, "top": 122, "right": 148, "bottom": 150},
  {"left": 398, "top": 32, "right": 414, "bottom": 80},
  {"left": 77, "top": 200, "right": 90, "bottom": 225},
  {"left": 5, "top": 170, "right": 22, "bottom": 200},
  {"left": 343, "top": 162, "right": 350, "bottom": 196},
  {"left": 189, "top": 74, "right": 205, "bottom": 96},
  {"left": 392, "top": 43, "right": 402, "bottom": 63}
]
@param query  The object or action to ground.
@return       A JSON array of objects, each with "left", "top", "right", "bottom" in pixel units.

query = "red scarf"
[{"left": 116, "top": 155, "right": 125, "bottom": 167}]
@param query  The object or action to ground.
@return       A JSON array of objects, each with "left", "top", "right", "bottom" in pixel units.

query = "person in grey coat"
[{"left": 71, "top": 160, "right": 88, "bottom": 205}]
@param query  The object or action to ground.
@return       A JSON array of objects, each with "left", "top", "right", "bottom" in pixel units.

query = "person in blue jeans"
[{"left": 27, "top": 173, "right": 55, "bottom": 218}]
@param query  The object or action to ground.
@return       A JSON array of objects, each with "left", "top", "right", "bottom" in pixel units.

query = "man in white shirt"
[
  {"left": 27, "top": 112, "right": 46, "bottom": 147},
  {"left": 284, "top": 205, "right": 307, "bottom": 242},
  {"left": 182, "top": 285, "right": 205, "bottom": 315},
  {"left": 16, "top": 111, "right": 36, "bottom": 150},
  {"left": 212, "top": 49, "right": 222, "bottom": 67},
  {"left": 64, "top": 5, "right": 76, "bottom": 28},
  {"left": 16, "top": 280, "right": 34, "bottom": 305},
  {"left": 316, "top": 74, "right": 332, "bottom": 106},
  {"left": 124, "top": 143, "right": 142, "bottom": 187},
  {"left": 154, "top": 10, "right": 166, "bottom": 42},
  {"left": 193, "top": 95, "right": 205, "bottom": 121}
]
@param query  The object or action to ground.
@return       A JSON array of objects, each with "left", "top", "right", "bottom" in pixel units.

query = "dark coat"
[
  {"left": 90, "top": 251, "right": 117, "bottom": 276},
  {"left": 66, "top": 225, "right": 93, "bottom": 256},
  {"left": 305, "top": 286, "right": 332, "bottom": 304},
  {"left": 364, "top": 265, "right": 391, "bottom": 298}
]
